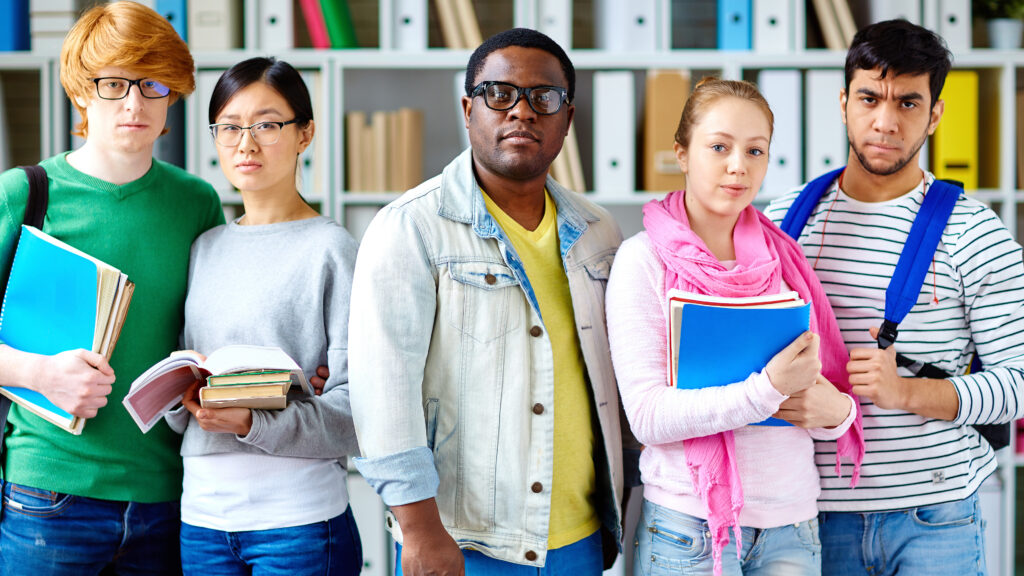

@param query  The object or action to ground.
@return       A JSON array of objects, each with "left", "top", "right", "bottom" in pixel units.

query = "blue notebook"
[
  {"left": 676, "top": 302, "right": 811, "bottom": 426},
  {"left": 0, "top": 226, "right": 131, "bottom": 434}
]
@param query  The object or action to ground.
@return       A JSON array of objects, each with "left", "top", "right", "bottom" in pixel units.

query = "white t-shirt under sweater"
[
  {"left": 169, "top": 216, "right": 360, "bottom": 531},
  {"left": 765, "top": 173, "right": 1024, "bottom": 512},
  {"left": 606, "top": 232, "right": 856, "bottom": 528}
]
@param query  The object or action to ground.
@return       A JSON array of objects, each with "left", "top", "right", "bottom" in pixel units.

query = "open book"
[
  {"left": 122, "top": 345, "right": 311, "bottom": 433},
  {"left": 668, "top": 289, "right": 810, "bottom": 427},
  {"left": 0, "top": 225, "right": 134, "bottom": 434}
]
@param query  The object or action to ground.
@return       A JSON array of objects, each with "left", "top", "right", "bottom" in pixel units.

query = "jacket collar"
[{"left": 436, "top": 148, "right": 600, "bottom": 241}]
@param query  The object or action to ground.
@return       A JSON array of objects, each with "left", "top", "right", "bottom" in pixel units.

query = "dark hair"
[
  {"left": 209, "top": 57, "right": 313, "bottom": 127},
  {"left": 464, "top": 28, "right": 575, "bottom": 102},
  {"left": 845, "top": 19, "right": 952, "bottom": 108}
]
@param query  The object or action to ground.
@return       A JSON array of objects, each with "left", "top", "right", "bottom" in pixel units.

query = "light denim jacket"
[{"left": 349, "top": 149, "right": 628, "bottom": 566}]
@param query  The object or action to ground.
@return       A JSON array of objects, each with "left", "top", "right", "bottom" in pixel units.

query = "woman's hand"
[
  {"left": 774, "top": 374, "right": 851, "bottom": 429},
  {"left": 765, "top": 331, "right": 821, "bottom": 396},
  {"left": 182, "top": 381, "right": 254, "bottom": 436}
]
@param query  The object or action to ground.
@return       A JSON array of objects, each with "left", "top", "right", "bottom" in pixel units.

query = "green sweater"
[{"left": 0, "top": 152, "right": 223, "bottom": 502}]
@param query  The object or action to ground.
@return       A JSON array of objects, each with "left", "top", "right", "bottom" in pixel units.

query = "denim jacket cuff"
[{"left": 353, "top": 447, "right": 439, "bottom": 506}]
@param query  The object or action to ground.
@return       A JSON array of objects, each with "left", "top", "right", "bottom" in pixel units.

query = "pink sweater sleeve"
[{"left": 606, "top": 233, "right": 789, "bottom": 446}]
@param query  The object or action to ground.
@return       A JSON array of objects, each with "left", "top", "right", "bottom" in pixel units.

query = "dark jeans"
[{"left": 0, "top": 479, "right": 181, "bottom": 576}]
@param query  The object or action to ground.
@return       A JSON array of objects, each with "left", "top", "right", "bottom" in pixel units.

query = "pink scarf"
[{"left": 643, "top": 191, "right": 864, "bottom": 575}]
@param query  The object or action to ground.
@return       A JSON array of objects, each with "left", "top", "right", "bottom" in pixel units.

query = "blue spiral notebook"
[
  {"left": 675, "top": 298, "right": 811, "bottom": 427},
  {"left": 0, "top": 226, "right": 132, "bottom": 434}
]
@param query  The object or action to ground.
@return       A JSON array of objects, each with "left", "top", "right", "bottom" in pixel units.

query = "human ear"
[{"left": 673, "top": 141, "right": 689, "bottom": 174}]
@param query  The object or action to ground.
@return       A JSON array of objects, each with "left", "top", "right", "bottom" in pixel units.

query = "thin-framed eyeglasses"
[
  {"left": 470, "top": 81, "right": 569, "bottom": 115},
  {"left": 91, "top": 77, "right": 171, "bottom": 100},
  {"left": 208, "top": 120, "right": 299, "bottom": 147}
]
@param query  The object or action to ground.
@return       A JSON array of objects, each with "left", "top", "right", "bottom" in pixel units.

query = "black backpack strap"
[
  {"left": 19, "top": 165, "right": 49, "bottom": 229},
  {"left": 1, "top": 166, "right": 49, "bottom": 473}
]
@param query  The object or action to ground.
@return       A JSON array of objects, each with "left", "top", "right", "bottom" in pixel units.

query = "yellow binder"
[{"left": 931, "top": 70, "right": 978, "bottom": 190}]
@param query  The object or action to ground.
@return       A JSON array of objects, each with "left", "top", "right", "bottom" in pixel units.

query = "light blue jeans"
[
  {"left": 634, "top": 499, "right": 821, "bottom": 576},
  {"left": 179, "top": 506, "right": 362, "bottom": 576},
  {"left": 818, "top": 491, "right": 986, "bottom": 576},
  {"left": 395, "top": 530, "right": 602, "bottom": 575},
  {"left": 0, "top": 479, "right": 181, "bottom": 576}
]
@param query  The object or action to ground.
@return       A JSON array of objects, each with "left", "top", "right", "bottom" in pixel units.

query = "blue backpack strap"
[
  {"left": 780, "top": 166, "right": 846, "bottom": 240},
  {"left": 877, "top": 179, "right": 960, "bottom": 348}
]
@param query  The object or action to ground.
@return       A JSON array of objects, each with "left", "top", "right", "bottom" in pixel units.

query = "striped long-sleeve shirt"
[{"left": 764, "top": 172, "right": 1024, "bottom": 512}]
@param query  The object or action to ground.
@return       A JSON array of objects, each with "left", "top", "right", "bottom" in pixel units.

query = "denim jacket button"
[
  {"left": 484, "top": 273, "right": 496, "bottom": 285},
  {"left": 530, "top": 325, "right": 542, "bottom": 337},
  {"left": 525, "top": 550, "right": 538, "bottom": 561},
  {"left": 531, "top": 482, "right": 543, "bottom": 493},
  {"left": 532, "top": 403, "right": 544, "bottom": 415}
]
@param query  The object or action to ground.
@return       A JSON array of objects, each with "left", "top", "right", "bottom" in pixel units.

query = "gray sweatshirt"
[{"left": 166, "top": 216, "right": 359, "bottom": 460}]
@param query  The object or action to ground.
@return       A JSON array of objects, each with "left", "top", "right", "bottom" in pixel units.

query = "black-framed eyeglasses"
[
  {"left": 91, "top": 77, "right": 171, "bottom": 100},
  {"left": 209, "top": 120, "right": 299, "bottom": 147},
  {"left": 470, "top": 81, "right": 569, "bottom": 115}
]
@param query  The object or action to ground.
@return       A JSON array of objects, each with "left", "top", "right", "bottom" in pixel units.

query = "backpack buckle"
[{"left": 877, "top": 320, "right": 899, "bottom": 349}]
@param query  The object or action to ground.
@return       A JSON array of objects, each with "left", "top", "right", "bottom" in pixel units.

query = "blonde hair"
[
  {"left": 674, "top": 77, "right": 774, "bottom": 149},
  {"left": 61, "top": 1, "right": 195, "bottom": 138}
]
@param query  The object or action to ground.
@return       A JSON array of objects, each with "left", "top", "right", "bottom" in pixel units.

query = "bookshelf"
[{"left": 4, "top": 0, "right": 1024, "bottom": 574}]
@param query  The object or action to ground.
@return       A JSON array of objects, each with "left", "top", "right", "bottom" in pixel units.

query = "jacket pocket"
[{"left": 445, "top": 261, "right": 522, "bottom": 343}]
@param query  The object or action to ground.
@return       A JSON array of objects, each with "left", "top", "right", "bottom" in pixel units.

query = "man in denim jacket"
[{"left": 349, "top": 28, "right": 633, "bottom": 575}]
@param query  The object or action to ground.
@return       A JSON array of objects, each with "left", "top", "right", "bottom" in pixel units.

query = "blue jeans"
[
  {"left": 395, "top": 530, "right": 602, "bottom": 575},
  {"left": 179, "top": 506, "right": 362, "bottom": 576},
  {"left": 634, "top": 499, "right": 821, "bottom": 576},
  {"left": 819, "top": 491, "right": 986, "bottom": 576},
  {"left": 0, "top": 479, "right": 181, "bottom": 576}
]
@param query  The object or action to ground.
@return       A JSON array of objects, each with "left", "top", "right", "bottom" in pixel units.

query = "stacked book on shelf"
[
  {"left": 550, "top": 126, "right": 585, "bottom": 194},
  {"left": 433, "top": 0, "right": 482, "bottom": 49},
  {"left": 0, "top": 226, "right": 134, "bottom": 434},
  {"left": 123, "top": 344, "right": 310, "bottom": 433},
  {"left": 346, "top": 108, "right": 424, "bottom": 193}
]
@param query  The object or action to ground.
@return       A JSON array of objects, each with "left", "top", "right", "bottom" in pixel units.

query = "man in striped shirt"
[{"left": 765, "top": 19, "right": 1024, "bottom": 575}]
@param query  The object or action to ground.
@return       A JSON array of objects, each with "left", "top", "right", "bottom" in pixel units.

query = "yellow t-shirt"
[{"left": 483, "top": 190, "right": 599, "bottom": 549}]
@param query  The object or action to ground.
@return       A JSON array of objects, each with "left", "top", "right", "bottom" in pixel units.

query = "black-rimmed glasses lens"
[
  {"left": 471, "top": 82, "right": 568, "bottom": 115},
  {"left": 92, "top": 77, "right": 171, "bottom": 100},
  {"left": 209, "top": 120, "right": 299, "bottom": 147}
]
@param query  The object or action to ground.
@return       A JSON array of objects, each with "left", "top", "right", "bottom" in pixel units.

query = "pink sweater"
[{"left": 607, "top": 232, "right": 856, "bottom": 528}]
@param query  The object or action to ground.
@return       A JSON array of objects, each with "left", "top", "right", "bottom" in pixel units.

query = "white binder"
[
  {"left": 257, "top": 0, "right": 293, "bottom": 52},
  {"left": 754, "top": 0, "right": 794, "bottom": 53},
  {"left": 538, "top": 0, "right": 572, "bottom": 50},
  {"left": 868, "top": 0, "right": 920, "bottom": 24},
  {"left": 299, "top": 70, "right": 324, "bottom": 200},
  {"left": 805, "top": 69, "right": 848, "bottom": 179},
  {"left": 195, "top": 69, "right": 233, "bottom": 193},
  {"left": 757, "top": 69, "right": 802, "bottom": 195},
  {"left": 937, "top": 0, "right": 970, "bottom": 51},
  {"left": 594, "top": 0, "right": 666, "bottom": 52},
  {"left": 380, "top": 0, "right": 427, "bottom": 51},
  {"left": 187, "top": 0, "right": 242, "bottom": 51},
  {"left": 593, "top": 71, "right": 636, "bottom": 196}
]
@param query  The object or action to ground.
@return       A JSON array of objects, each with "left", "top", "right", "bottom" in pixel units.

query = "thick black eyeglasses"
[
  {"left": 470, "top": 81, "right": 569, "bottom": 115},
  {"left": 209, "top": 120, "right": 299, "bottom": 147},
  {"left": 91, "top": 77, "right": 171, "bottom": 100}
]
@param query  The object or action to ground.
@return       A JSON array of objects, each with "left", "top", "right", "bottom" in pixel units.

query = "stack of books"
[
  {"left": 199, "top": 369, "right": 292, "bottom": 409},
  {"left": 668, "top": 289, "right": 810, "bottom": 427},
  {"left": 345, "top": 108, "right": 423, "bottom": 193},
  {"left": 123, "top": 345, "right": 310, "bottom": 433},
  {"left": 0, "top": 225, "right": 134, "bottom": 434}
]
